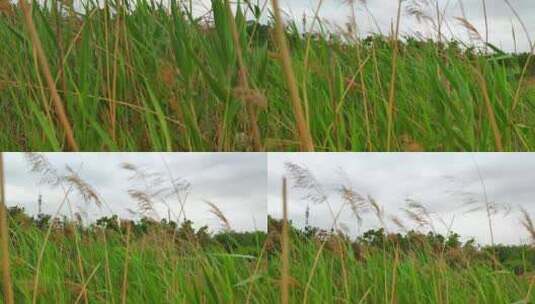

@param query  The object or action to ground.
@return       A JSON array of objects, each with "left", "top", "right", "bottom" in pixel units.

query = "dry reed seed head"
[
  {"left": 454, "top": 17, "right": 483, "bottom": 42},
  {"left": 204, "top": 200, "right": 231, "bottom": 232},
  {"left": 390, "top": 215, "right": 407, "bottom": 231},
  {"left": 400, "top": 134, "right": 424, "bottom": 152},
  {"left": 403, "top": 199, "right": 433, "bottom": 228},
  {"left": 24, "top": 153, "right": 63, "bottom": 186},
  {"left": 128, "top": 189, "right": 156, "bottom": 217},
  {"left": 405, "top": 0, "right": 434, "bottom": 24},
  {"left": 234, "top": 132, "right": 249, "bottom": 148},
  {"left": 520, "top": 207, "right": 535, "bottom": 243},
  {"left": 0, "top": 0, "right": 14, "bottom": 15},
  {"left": 339, "top": 185, "right": 368, "bottom": 225},
  {"left": 64, "top": 166, "right": 103, "bottom": 208},
  {"left": 285, "top": 162, "right": 327, "bottom": 205},
  {"left": 367, "top": 195, "right": 383, "bottom": 219},
  {"left": 232, "top": 87, "right": 268, "bottom": 109},
  {"left": 158, "top": 64, "right": 178, "bottom": 88}
]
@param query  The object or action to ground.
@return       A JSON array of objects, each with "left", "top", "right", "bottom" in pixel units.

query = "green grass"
[
  {"left": 267, "top": 219, "right": 535, "bottom": 304},
  {"left": 0, "top": 0, "right": 534, "bottom": 151},
  {"left": 4, "top": 211, "right": 535, "bottom": 304},
  {"left": 5, "top": 214, "right": 269, "bottom": 303}
]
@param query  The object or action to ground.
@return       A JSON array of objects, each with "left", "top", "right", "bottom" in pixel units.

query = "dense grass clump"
[
  {"left": 4, "top": 207, "right": 268, "bottom": 303},
  {"left": 6, "top": 208, "right": 535, "bottom": 304},
  {"left": 268, "top": 216, "right": 535, "bottom": 304},
  {"left": 0, "top": 0, "right": 534, "bottom": 151}
]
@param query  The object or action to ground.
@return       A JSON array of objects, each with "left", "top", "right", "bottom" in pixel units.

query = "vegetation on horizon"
[{"left": 0, "top": 0, "right": 534, "bottom": 151}]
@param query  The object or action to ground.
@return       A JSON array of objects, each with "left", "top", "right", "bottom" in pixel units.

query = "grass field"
[
  {"left": 0, "top": 0, "right": 534, "bottom": 151},
  {"left": 2, "top": 205, "right": 534, "bottom": 304},
  {"left": 4, "top": 212, "right": 268, "bottom": 303},
  {"left": 1, "top": 154, "right": 535, "bottom": 303},
  {"left": 268, "top": 216, "right": 535, "bottom": 304}
]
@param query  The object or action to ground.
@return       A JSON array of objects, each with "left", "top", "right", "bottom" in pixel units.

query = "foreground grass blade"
[
  {"left": 0, "top": 153, "right": 14, "bottom": 304},
  {"left": 270, "top": 0, "right": 314, "bottom": 152},
  {"left": 18, "top": 0, "right": 79, "bottom": 151}
]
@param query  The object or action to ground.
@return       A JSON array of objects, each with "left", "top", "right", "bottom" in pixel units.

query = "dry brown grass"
[
  {"left": 205, "top": 200, "right": 231, "bottom": 232},
  {"left": 386, "top": 0, "right": 403, "bottom": 151},
  {"left": 473, "top": 66, "right": 503, "bottom": 151},
  {"left": 224, "top": 0, "right": 263, "bottom": 151},
  {"left": 0, "top": 0, "right": 14, "bottom": 15},
  {"left": 520, "top": 207, "right": 535, "bottom": 244},
  {"left": 270, "top": 0, "right": 314, "bottom": 151},
  {"left": 19, "top": 0, "right": 79, "bottom": 151}
]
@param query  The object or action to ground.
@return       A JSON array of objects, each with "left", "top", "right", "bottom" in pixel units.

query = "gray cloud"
[
  {"left": 268, "top": 153, "right": 535, "bottom": 245},
  {"left": 4, "top": 153, "right": 267, "bottom": 232},
  {"left": 280, "top": 0, "right": 534, "bottom": 52}
]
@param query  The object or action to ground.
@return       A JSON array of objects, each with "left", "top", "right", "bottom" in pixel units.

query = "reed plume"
[
  {"left": 205, "top": 200, "right": 231, "bottom": 232},
  {"left": 520, "top": 207, "right": 535, "bottom": 244}
]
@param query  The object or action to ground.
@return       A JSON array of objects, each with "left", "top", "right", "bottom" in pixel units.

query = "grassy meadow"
[
  {"left": 0, "top": 153, "right": 272, "bottom": 303},
  {"left": 1, "top": 155, "right": 535, "bottom": 303},
  {"left": 2, "top": 186, "right": 535, "bottom": 304},
  {"left": 0, "top": 0, "right": 534, "bottom": 151},
  {"left": 4, "top": 209, "right": 269, "bottom": 303},
  {"left": 268, "top": 216, "right": 535, "bottom": 304}
]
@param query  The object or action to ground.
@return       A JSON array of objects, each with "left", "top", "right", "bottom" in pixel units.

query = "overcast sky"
[
  {"left": 278, "top": 0, "right": 535, "bottom": 52},
  {"left": 64, "top": 0, "right": 534, "bottom": 52},
  {"left": 268, "top": 153, "right": 535, "bottom": 245},
  {"left": 4, "top": 153, "right": 267, "bottom": 232}
]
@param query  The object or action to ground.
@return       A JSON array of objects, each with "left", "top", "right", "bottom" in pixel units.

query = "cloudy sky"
[
  {"left": 4, "top": 153, "right": 267, "bottom": 232},
  {"left": 202, "top": 0, "right": 532, "bottom": 52},
  {"left": 268, "top": 153, "right": 535, "bottom": 245},
  {"left": 279, "top": 0, "right": 534, "bottom": 52},
  {"left": 68, "top": 0, "right": 533, "bottom": 52}
]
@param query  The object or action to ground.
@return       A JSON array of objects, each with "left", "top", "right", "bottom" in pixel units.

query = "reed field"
[
  {"left": 3, "top": 211, "right": 268, "bottom": 303},
  {"left": 268, "top": 215, "right": 535, "bottom": 304},
  {"left": 0, "top": 0, "right": 534, "bottom": 151},
  {"left": 3, "top": 208, "right": 535, "bottom": 304},
  {"left": 0, "top": 153, "right": 272, "bottom": 303},
  {"left": 2, "top": 155, "right": 535, "bottom": 303}
]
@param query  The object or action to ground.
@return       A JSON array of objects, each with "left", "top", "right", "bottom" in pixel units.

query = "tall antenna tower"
[
  {"left": 37, "top": 193, "right": 42, "bottom": 215},
  {"left": 305, "top": 204, "right": 310, "bottom": 228}
]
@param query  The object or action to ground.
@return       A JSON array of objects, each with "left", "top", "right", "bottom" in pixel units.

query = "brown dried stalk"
[
  {"left": 225, "top": 0, "right": 263, "bottom": 151},
  {"left": 19, "top": 0, "right": 79, "bottom": 151},
  {"left": 270, "top": 0, "right": 314, "bottom": 151},
  {"left": 0, "top": 154, "right": 14, "bottom": 304}
]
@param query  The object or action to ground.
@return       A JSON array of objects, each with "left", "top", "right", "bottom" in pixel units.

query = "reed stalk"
[
  {"left": 19, "top": 0, "right": 79, "bottom": 151},
  {"left": 0, "top": 153, "right": 14, "bottom": 304},
  {"left": 270, "top": 0, "right": 314, "bottom": 151},
  {"left": 280, "top": 177, "right": 289, "bottom": 304}
]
